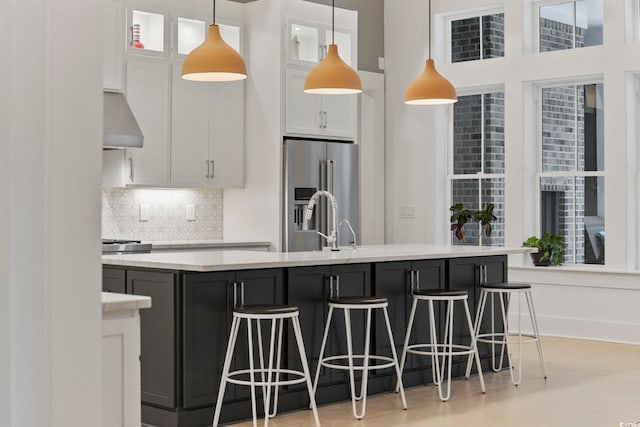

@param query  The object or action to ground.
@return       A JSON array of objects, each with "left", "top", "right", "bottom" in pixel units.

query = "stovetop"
[{"left": 101, "top": 239, "right": 152, "bottom": 254}]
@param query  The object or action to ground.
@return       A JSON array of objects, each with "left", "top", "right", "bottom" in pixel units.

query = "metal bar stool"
[
  {"left": 465, "top": 282, "right": 548, "bottom": 386},
  {"left": 312, "top": 287, "right": 407, "bottom": 419},
  {"left": 212, "top": 303, "right": 320, "bottom": 427},
  {"left": 397, "top": 289, "right": 485, "bottom": 402}
]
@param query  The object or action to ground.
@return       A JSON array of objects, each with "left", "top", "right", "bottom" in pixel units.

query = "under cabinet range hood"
[{"left": 103, "top": 91, "right": 144, "bottom": 149}]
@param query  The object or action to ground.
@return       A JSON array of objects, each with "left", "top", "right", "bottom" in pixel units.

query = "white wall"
[
  {"left": 223, "top": 0, "right": 284, "bottom": 250},
  {"left": 384, "top": 0, "right": 449, "bottom": 245},
  {"left": 359, "top": 71, "right": 386, "bottom": 244},
  {"left": 1, "top": 0, "right": 103, "bottom": 425},
  {"left": 384, "top": 0, "right": 640, "bottom": 344}
]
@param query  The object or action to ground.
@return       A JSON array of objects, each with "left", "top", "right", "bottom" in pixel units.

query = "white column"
[{"left": 2, "top": 0, "right": 103, "bottom": 425}]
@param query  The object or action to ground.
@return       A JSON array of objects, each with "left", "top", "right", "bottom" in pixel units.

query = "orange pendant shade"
[
  {"left": 405, "top": 59, "right": 457, "bottom": 105},
  {"left": 304, "top": 44, "right": 362, "bottom": 95},
  {"left": 181, "top": 25, "right": 247, "bottom": 82}
]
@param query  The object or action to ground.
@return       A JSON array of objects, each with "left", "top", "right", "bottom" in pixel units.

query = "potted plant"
[
  {"left": 474, "top": 204, "right": 497, "bottom": 237},
  {"left": 522, "top": 232, "right": 563, "bottom": 266},
  {"left": 450, "top": 203, "right": 473, "bottom": 242}
]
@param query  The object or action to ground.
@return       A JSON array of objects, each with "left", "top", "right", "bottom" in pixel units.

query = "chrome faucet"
[{"left": 303, "top": 190, "right": 339, "bottom": 251}]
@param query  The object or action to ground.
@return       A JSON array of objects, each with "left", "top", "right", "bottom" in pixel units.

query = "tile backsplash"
[{"left": 102, "top": 188, "right": 223, "bottom": 241}]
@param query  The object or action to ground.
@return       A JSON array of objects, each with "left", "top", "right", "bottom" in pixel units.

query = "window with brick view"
[
  {"left": 451, "top": 13, "right": 504, "bottom": 63},
  {"left": 539, "top": 83, "right": 605, "bottom": 265},
  {"left": 451, "top": 92, "right": 505, "bottom": 247},
  {"left": 538, "top": 0, "right": 603, "bottom": 52}
]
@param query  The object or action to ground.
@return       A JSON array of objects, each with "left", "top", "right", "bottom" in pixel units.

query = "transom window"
[
  {"left": 537, "top": 0, "right": 603, "bottom": 52},
  {"left": 538, "top": 82, "right": 605, "bottom": 264},
  {"left": 450, "top": 12, "right": 504, "bottom": 63},
  {"left": 450, "top": 90, "right": 505, "bottom": 246}
]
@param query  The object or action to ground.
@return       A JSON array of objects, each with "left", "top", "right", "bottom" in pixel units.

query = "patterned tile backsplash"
[{"left": 102, "top": 188, "right": 223, "bottom": 241}]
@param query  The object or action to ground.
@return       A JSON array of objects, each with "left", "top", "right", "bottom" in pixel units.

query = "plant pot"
[{"left": 530, "top": 252, "right": 551, "bottom": 267}]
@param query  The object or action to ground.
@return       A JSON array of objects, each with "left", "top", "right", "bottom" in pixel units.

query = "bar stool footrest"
[
  {"left": 477, "top": 332, "right": 540, "bottom": 345},
  {"left": 226, "top": 368, "right": 309, "bottom": 387},
  {"left": 320, "top": 354, "right": 397, "bottom": 371},
  {"left": 406, "top": 343, "right": 475, "bottom": 357}
]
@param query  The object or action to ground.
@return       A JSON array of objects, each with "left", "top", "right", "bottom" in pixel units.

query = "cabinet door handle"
[
  {"left": 233, "top": 282, "right": 238, "bottom": 307},
  {"left": 335, "top": 274, "right": 340, "bottom": 298},
  {"left": 328, "top": 275, "right": 334, "bottom": 299},
  {"left": 233, "top": 281, "right": 246, "bottom": 307},
  {"left": 409, "top": 270, "right": 415, "bottom": 294},
  {"left": 205, "top": 160, "right": 210, "bottom": 178},
  {"left": 129, "top": 157, "right": 134, "bottom": 181},
  {"left": 210, "top": 160, "right": 214, "bottom": 178},
  {"left": 415, "top": 270, "right": 421, "bottom": 291},
  {"left": 483, "top": 264, "right": 488, "bottom": 284},
  {"left": 323, "top": 111, "right": 328, "bottom": 129}
]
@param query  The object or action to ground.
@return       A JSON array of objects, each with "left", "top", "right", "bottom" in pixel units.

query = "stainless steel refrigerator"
[{"left": 283, "top": 138, "right": 359, "bottom": 252}]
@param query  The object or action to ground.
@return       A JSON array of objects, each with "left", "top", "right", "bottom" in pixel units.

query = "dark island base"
[
  {"left": 141, "top": 356, "right": 501, "bottom": 427},
  {"left": 105, "top": 254, "right": 509, "bottom": 427}
]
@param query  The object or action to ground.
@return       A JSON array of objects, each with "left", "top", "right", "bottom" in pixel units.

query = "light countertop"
[
  {"left": 101, "top": 292, "right": 152, "bottom": 312},
  {"left": 102, "top": 244, "right": 532, "bottom": 272},
  {"left": 146, "top": 240, "right": 271, "bottom": 250}
]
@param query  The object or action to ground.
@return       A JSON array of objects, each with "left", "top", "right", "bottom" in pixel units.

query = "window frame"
[
  {"left": 445, "top": 7, "right": 505, "bottom": 64},
  {"left": 535, "top": 78, "right": 605, "bottom": 264},
  {"left": 448, "top": 86, "right": 506, "bottom": 246},
  {"left": 535, "top": 0, "right": 604, "bottom": 53}
]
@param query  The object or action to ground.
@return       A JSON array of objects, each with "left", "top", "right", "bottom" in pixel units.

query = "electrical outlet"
[
  {"left": 186, "top": 204, "right": 196, "bottom": 221},
  {"left": 140, "top": 204, "right": 149, "bottom": 222},
  {"left": 399, "top": 206, "right": 416, "bottom": 219}
]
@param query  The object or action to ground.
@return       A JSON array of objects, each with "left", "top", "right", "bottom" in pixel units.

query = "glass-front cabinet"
[
  {"left": 121, "top": 2, "right": 245, "bottom": 188},
  {"left": 287, "top": 20, "right": 355, "bottom": 67},
  {"left": 174, "top": 15, "right": 242, "bottom": 58},
  {"left": 128, "top": 9, "right": 168, "bottom": 55}
]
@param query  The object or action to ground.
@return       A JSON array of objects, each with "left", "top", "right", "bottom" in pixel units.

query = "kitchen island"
[{"left": 102, "top": 244, "right": 529, "bottom": 427}]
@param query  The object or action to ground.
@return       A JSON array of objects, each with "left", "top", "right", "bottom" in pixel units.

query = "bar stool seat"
[
  {"left": 328, "top": 295, "right": 389, "bottom": 305},
  {"left": 212, "top": 304, "right": 320, "bottom": 427},
  {"left": 465, "top": 282, "right": 548, "bottom": 386},
  {"left": 314, "top": 294, "right": 407, "bottom": 419},
  {"left": 234, "top": 304, "right": 299, "bottom": 315},
  {"left": 398, "top": 288, "right": 485, "bottom": 402}
]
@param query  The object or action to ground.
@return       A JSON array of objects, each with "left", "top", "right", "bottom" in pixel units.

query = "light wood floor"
[{"left": 232, "top": 336, "right": 640, "bottom": 426}]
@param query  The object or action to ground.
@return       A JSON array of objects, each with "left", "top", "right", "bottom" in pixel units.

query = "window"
[
  {"left": 451, "top": 91, "right": 505, "bottom": 246},
  {"left": 538, "top": 0, "right": 603, "bottom": 52},
  {"left": 451, "top": 13, "right": 504, "bottom": 63},
  {"left": 538, "top": 82, "right": 605, "bottom": 264}
]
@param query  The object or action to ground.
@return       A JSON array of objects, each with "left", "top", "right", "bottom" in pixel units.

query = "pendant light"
[
  {"left": 405, "top": 0, "right": 457, "bottom": 105},
  {"left": 304, "top": 0, "right": 362, "bottom": 94},
  {"left": 181, "top": 0, "right": 247, "bottom": 82}
]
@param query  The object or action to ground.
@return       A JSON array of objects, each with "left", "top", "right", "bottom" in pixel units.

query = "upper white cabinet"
[
  {"left": 125, "top": 58, "right": 171, "bottom": 186},
  {"left": 285, "top": 68, "right": 357, "bottom": 139},
  {"left": 287, "top": 20, "right": 355, "bottom": 67},
  {"left": 171, "top": 63, "right": 244, "bottom": 188},
  {"left": 103, "top": 0, "right": 125, "bottom": 90},
  {"left": 284, "top": 13, "right": 358, "bottom": 140},
  {"left": 118, "top": 2, "right": 245, "bottom": 188}
]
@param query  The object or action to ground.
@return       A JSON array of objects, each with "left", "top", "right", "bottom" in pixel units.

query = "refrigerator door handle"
[{"left": 327, "top": 160, "right": 335, "bottom": 195}]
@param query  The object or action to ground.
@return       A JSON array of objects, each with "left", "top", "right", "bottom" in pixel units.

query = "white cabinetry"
[
  {"left": 125, "top": 58, "right": 171, "bottom": 186},
  {"left": 119, "top": 4, "right": 245, "bottom": 188},
  {"left": 285, "top": 68, "right": 357, "bottom": 139},
  {"left": 170, "top": 63, "right": 244, "bottom": 187},
  {"left": 284, "top": 15, "right": 358, "bottom": 140},
  {"left": 286, "top": 20, "right": 355, "bottom": 67},
  {"left": 102, "top": 293, "right": 151, "bottom": 427},
  {"left": 103, "top": 0, "right": 125, "bottom": 90}
]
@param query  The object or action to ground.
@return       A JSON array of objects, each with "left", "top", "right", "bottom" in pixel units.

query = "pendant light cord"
[
  {"left": 332, "top": 0, "right": 335, "bottom": 44},
  {"left": 428, "top": 0, "right": 432, "bottom": 59},
  {"left": 212, "top": 0, "right": 216, "bottom": 25}
]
